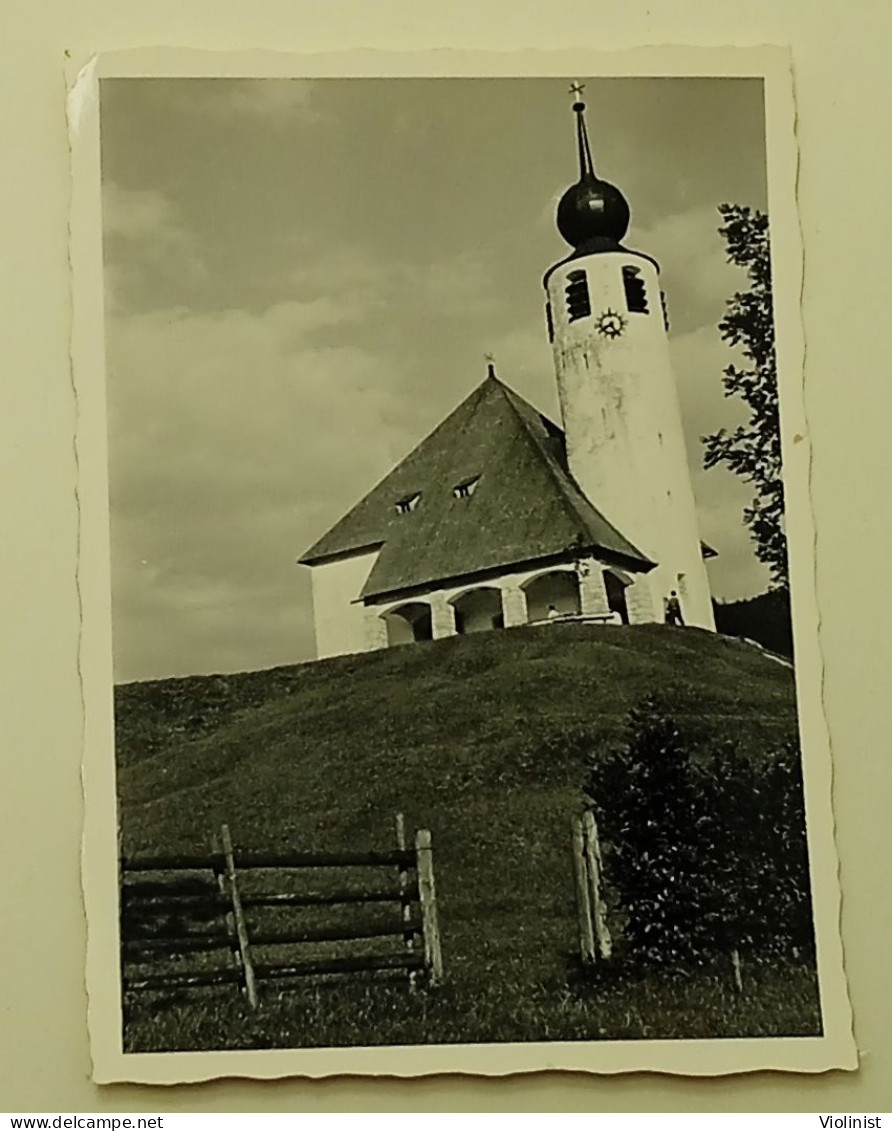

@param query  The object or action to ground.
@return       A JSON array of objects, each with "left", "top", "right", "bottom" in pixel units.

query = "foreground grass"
[
  {"left": 124, "top": 959, "right": 822, "bottom": 1052},
  {"left": 116, "top": 624, "right": 819, "bottom": 1050}
]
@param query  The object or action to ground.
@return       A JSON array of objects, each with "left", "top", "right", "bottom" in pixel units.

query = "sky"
[{"left": 100, "top": 76, "right": 772, "bottom": 683}]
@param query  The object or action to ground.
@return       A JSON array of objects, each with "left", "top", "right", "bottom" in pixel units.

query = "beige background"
[{"left": 2, "top": 0, "right": 890, "bottom": 1113}]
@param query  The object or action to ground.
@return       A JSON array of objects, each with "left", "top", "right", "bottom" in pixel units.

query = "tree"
[{"left": 703, "top": 204, "right": 788, "bottom": 589}]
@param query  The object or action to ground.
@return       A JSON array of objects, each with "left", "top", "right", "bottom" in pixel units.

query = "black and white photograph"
[{"left": 72, "top": 49, "right": 854, "bottom": 1081}]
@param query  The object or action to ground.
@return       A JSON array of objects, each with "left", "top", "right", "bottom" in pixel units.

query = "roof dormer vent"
[
  {"left": 453, "top": 476, "right": 480, "bottom": 500},
  {"left": 395, "top": 492, "right": 421, "bottom": 515}
]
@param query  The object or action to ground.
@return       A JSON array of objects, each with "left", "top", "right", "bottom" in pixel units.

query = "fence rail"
[
  {"left": 120, "top": 817, "right": 443, "bottom": 1009},
  {"left": 123, "top": 849, "right": 415, "bottom": 872},
  {"left": 123, "top": 885, "right": 418, "bottom": 909}
]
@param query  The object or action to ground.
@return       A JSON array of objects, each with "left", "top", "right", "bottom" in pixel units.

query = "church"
[{"left": 299, "top": 92, "right": 716, "bottom": 660}]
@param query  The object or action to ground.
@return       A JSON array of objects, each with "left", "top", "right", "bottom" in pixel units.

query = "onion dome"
[{"left": 556, "top": 94, "right": 630, "bottom": 249}]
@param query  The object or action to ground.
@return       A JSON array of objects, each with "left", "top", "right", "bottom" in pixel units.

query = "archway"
[
  {"left": 450, "top": 587, "right": 505, "bottom": 635},
  {"left": 522, "top": 570, "right": 581, "bottom": 623},
  {"left": 381, "top": 602, "right": 434, "bottom": 647},
  {"left": 604, "top": 569, "right": 631, "bottom": 625}
]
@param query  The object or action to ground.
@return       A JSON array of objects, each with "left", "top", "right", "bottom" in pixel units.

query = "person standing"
[{"left": 664, "top": 590, "right": 684, "bottom": 627}]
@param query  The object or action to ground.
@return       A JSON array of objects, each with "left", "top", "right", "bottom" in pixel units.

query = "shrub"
[
  {"left": 696, "top": 741, "right": 814, "bottom": 960},
  {"left": 587, "top": 694, "right": 814, "bottom": 968}
]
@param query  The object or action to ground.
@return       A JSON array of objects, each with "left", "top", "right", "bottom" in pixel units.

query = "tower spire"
[
  {"left": 569, "top": 82, "right": 595, "bottom": 180},
  {"left": 554, "top": 83, "right": 630, "bottom": 250}
]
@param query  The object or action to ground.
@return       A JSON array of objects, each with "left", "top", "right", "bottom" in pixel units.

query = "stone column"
[
  {"left": 501, "top": 583, "right": 528, "bottom": 628},
  {"left": 363, "top": 606, "right": 390, "bottom": 651},
  {"left": 429, "top": 591, "right": 457, "bottom": 639},
  {"left": 576, "top": 558, "right": 610, "bottom": 617},
  {"left": 626, "top": 574, "right": 657, "bottom": 624}
]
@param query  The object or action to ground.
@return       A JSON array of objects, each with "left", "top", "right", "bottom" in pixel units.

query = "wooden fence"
[
  {"left": 570, "top": 809, "right": 612, "bottom": 965},
  {"left": 121, "top": 816, "right": 443, "bottom": 1008}
]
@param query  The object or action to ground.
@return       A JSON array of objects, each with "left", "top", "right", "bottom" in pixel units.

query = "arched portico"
[
  {"left": 381, "top": 601, "right": 434, "bottom": 647},
  {"left": 449, "top": 586, "right": 505, "bottom": 635},
  {"left": 521, "top": 569, "right": 581, "bottom": 622}
]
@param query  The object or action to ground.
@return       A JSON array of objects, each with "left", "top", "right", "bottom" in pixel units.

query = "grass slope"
[{"left": 116, "top": 623, "right": 817, "bottom": 1050}]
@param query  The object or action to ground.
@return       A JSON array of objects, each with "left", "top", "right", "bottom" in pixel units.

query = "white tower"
[{"left": 543, "top": 92, "right": 715, "bottom": 631}]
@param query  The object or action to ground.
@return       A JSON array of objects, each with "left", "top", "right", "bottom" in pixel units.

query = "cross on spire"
[
  {"left": 484, "top": 352, "right": 497, "bottom": 379},
  {"left": 569, "top": 84, "right": 595, "bottom": 179}
]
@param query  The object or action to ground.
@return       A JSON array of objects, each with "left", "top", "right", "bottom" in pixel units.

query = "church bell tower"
[{"left": 544, "top": 89, "right": 715, "bottom": 631}]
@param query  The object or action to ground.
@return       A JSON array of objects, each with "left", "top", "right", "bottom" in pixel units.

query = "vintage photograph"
[{"left": 83, "top": 61, "right": 845, "bottom": 1074}]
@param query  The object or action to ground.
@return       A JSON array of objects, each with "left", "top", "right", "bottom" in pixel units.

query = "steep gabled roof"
[{"left": 299, "top": 375, "right": 653, "bottom": 600}]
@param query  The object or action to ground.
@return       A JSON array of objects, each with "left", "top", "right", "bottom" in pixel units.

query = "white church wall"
[
  {"left": 309, "top": 549, "right": 381, "bottom": 660},
  {"left": 647, "top": 561, "right": 707, "bottom": 629},
  {"left": 546, "top": 250, "right": 715, "bottom": 632},
  {"left": 365, "top": 606, "right": 390, "bottom": 650}
]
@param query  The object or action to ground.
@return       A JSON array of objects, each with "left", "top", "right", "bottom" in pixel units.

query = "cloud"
[
  {"left": 103, "top": 199, "right": 767, "bottom": 680},
  {"left": 422, "top": 252, "right": 501, "bottom": 320},
  {"left": 692, "top": 461, "right": 771, "bottom": 600},
  {"left": 670, "top": 324, "right": 747, "bottom": 442},
  {"left": 105, "top": 285, "right": 423, "bottom": 681},
  {"left": 667, "top": 322, "right": 768, "bottom": 599},
  {"left": 103, "top": 227, "right": 516, "bottom": 674},
  {"left": 102, "top": 183, "right": 206, "bottom": 311},
  {"left": 104, "top": 237, "right": 515, "bottom": 682},
  {"left": 538, "top": 187, "right": 563, "bottom": 231},
  {"left": 103, "top": 183, "right": 192, "bottom": 247},
  {"left": 287, "top": 243, "right": 501, "bottom": 324},
  {"left": 484, "top": 325, "right": 559, "bottom": 418},
  {"left": 635, "top": 204, "right": 739, "bottom": 336},
  {"left": 288, "top": 244, "right": 384, "bottom": 296},
  {"left": 174, "top": 79, "right": 321, "bottom": 123}
]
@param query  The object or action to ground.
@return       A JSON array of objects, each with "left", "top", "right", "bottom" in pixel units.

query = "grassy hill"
[{"left": 116, "top": 623, "right": 818, "bottom": 1050}]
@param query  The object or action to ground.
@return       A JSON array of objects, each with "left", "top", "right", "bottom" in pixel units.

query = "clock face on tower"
[{"left": 595, "top": 308, "right": 627, "bottom": 339}]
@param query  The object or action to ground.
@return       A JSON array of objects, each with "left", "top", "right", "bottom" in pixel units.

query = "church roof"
[{"left": 298, "top": 374, "right": 653, "bottom": 601}]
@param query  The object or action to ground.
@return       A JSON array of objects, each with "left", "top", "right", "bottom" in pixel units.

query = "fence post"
[
  {"left": 571, "top": 815, "right": 596, "bottom": 964},
  {"left": 210, "top": 831, "right": 238, "bottom": 970},
  {"left": 220, "top": 824, "right": 258, "bottom": 1009},
  {"left": 731, "top": 947, "right": 743, "bottom": 994},
  {"left": 582, "top": 809, "right": 612, "bottom": 961},
  {"left": 395, "top": 813, "right": 418, "bottom": 991},
  {"left": 415, "top": 828, "right": 443, "bottom": 985}
]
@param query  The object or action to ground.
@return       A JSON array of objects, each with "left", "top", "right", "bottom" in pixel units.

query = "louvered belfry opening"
[
  {"left": 622, "top": 265, "right": 649, "bottom": 314},
  {"left": 565, "top": 269, "right": 591, "bottom": 322}
]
